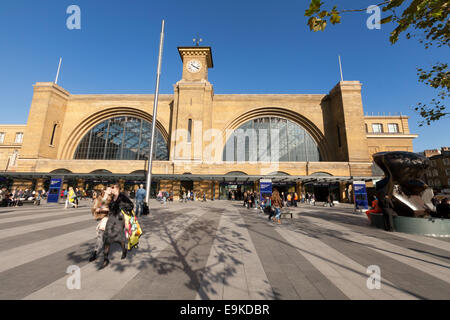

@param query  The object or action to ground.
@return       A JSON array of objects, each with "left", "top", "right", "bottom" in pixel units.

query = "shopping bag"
[
  {"left": 122, "top": 209, "right": 143, "bottom": 250},
  {"left": 143, "top": 202, "right": 149, "bottom": 215}
]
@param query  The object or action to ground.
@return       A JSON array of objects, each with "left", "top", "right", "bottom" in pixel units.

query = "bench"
[
  {"left": 281, "top": 209, "right": 293, "bottom": 219},
  {"left": 18, "top": 200, "right": 36, "bottom": 206}
]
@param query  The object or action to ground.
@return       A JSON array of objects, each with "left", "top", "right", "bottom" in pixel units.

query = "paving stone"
[{"left": 0, "top": 201, "right": 448, "bottom": 300}]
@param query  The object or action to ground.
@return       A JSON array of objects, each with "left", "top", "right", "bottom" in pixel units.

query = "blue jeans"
[
  {"left": 135, "top": 200, "right": 144, "bottom": 216},
  {"left": 275, "top": 207, "right": 281, "bottom": 220}
]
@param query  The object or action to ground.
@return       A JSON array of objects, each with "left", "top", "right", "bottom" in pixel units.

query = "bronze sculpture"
[{"left": 373, "top": 151, "right": 435, "bottom": 217}]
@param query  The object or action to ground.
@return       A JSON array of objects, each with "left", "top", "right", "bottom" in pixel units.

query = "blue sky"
[{"left": 0, "top": 0, "right": 448, "bottom": 151}]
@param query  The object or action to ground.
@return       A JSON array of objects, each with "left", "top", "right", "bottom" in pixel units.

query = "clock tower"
[
  {"left": 170, "top": 46, "right": 214, "bottom": 162},
  {"left": 178, "top": 47, "right": 213, "bottom": 82}
]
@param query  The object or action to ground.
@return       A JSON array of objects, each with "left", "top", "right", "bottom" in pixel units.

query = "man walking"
[{"left": 135, "top": 184, "right": 146, "bottom": 217}]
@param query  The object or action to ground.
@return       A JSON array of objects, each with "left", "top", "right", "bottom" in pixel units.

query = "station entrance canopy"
[{"left": 1, "top": 172, "right": 381, "bottom": 184}]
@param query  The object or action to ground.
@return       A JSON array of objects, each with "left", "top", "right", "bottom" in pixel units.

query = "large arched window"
[
  {"left": 223, "top": 117, "right": 320, "bottom": 162},
  {"left": 74, "top": 116, "right": 168, "bottom": 160}
]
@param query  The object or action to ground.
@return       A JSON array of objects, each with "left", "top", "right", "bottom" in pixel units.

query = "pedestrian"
[
  {"left": 135, "top": 184, "right": 146, "bottom": 217},
  {"left": 14, "top": 188, "right": 23, "bottom": 207},
  {"left": 365, "top": 195, "right": 381, "bottom": 223},
  {"left": 162, "top": 191, "right": 167, "bottom": 204},
  {"left": 294, "top": 192, "right": 298, "bottom": 207},
  {"left": 101, "top": 183, "right": 134, "bottom": 269},
  {"left": 65, "top": 187, "right": 77, "bottom": 209},
  {"left": 380, "top": 195, "right": 396, "bottom": 231},
  {"left": 91, "top": 190, "right": 97, "bottom": 202},
  {"left": 271, "top": 189, "right": 283, "bottom": 224},
  {"left": 89, "top": 188, "right": 111, "bottom": 262},
  {"left": 311, "top": 193, "right": 316, "bottom": 206},
  {"left": 265, "top": 196, "right": 275, "bottom": 220},
  {"left": 248, "top": 192, "right": 253, "bottom": 209},
  {"left": 34, "top": 190, "right": 41, "bottom": 206},
  {"left": 326, "top": 194, "right": 334, "bottom": 207},
  {"left": 243, "top": 192, "right": 248, "bottom": 208},
  {"left": 75, "top": 188, "right": 80, "bottom": 207}
]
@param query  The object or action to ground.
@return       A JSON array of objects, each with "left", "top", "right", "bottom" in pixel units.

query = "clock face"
[{"left": 187, "top": 60, "right": 202, "bottom": 73}]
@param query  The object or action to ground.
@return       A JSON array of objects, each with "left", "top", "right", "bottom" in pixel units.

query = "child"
[{"left": 89, "top": 188, "right": 112, "bottom": 262}]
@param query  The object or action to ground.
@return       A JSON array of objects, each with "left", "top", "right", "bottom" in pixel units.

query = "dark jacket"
[{"left": 104, "top": 193, "right": 134, "bottom": 244}]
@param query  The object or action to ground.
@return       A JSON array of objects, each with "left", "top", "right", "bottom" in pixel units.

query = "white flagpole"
[
  {"left": 55, "top": 57, "right": 62, "bottom": 84},
  {"left": 338, "top": 55, "right": 343, "bottom": 82},
  {"left": 145, "top": 19, "right": 165, "bottom": 203}
]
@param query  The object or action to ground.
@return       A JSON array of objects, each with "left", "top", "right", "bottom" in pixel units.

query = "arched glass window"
[
  {"left": 74, "top": 116, "right": 168, "bottom": 160},
  {"left": 223, "top": 117, "right": 320, "bottom": 162}
]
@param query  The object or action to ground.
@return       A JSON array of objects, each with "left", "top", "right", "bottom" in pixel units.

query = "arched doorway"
[
  {"left": 304, "top": 172, "right": 339, "bottom": 202},
  {"left": 180, "top": 173, "right": 194, "bottom": 198},
  {"left": 219, "top": 171, "right": 253, "bottom": 200},
  {"left": 269, "top": 172, "right": 295, "bottom": 197}
]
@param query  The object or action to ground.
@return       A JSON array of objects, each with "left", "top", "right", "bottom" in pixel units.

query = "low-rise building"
[{"left": 422, "top": 147, "right": 450, "bottom": 192}]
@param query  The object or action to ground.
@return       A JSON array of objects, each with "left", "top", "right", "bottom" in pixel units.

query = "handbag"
[{"left": 143, "top": 202, "right": 149, "bottom": 215}]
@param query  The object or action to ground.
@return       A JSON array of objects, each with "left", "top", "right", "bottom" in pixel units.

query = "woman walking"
[
  {"left": 271, "top": 189, "right": 283, "bottom": 224},
  {"left": 89, "top": 188, "right": 111, "bottom": 262},
  {"left": 101, "top": 183, "right": 134, "bottom": 269}
]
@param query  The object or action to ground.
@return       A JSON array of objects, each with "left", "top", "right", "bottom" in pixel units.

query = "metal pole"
[
  {"left": 145, "top": 19, "right": 165, "bottom": 203},
  {"left": 338, "top": 55, "right": 343, "bottom": 82},
  {"left": 55, "top": 57, "right": 62, "bottom": 84}
]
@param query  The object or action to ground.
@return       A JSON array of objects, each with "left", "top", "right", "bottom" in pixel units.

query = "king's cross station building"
[{"left": 0, "top": 46, "right": 418, "bottom": 201}]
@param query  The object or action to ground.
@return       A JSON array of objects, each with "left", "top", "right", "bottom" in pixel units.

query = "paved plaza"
[{"left": 0, "top": 200, "right": 449, "bottom": 300}]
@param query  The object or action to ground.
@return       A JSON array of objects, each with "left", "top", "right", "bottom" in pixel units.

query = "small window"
[
  {"left": 15, "top": 132, "right": 23, "bottom": 143},
  {"left": 187, "top": 119, "right": 192, "bottom": 143},
  {"left": 50, "top": 124, "right": 57, "bottom": 146},
  {"left": 443, "top": 158, "right": 449, "bottom": 166},
  {"left": 448, "top": 178, "right": 450, "bottom": 186},
  {"left": 365, "top": 124, "right": 368, "bottom": 133},
  {"left": 446, "top": 168, "right": 450, "bottom": 176},
  {"left": 387, "top": 123, "right": 399, "bottom": 133},
  {"left": 337, "top": 125, "right": 342, "bottom": 147},
  {"left": 435, "top": 179, "right": 441, "bottom": 187},
  {"left": 0, "top": 132, "right": 5, "bottom": 143},
  {"left": 372, "top": 123, "right": 383, "bottom": 133}
]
